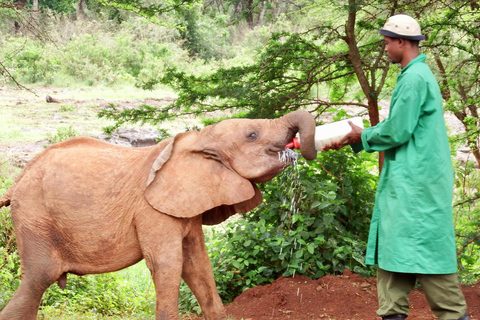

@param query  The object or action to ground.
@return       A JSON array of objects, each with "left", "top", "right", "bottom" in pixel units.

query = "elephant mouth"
[
  {"left": 278, "top": 148, "right": 298, "bottom": 163},
  {"left": 248, "top": 148, "right": 297, "bottom": 184},
  {"left": 268, "top": 145, "right": 298, "bottom": 163}
]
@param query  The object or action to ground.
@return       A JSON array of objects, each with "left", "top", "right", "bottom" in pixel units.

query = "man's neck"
[{"left": 401, "top": 50, "right": 420, "bottom": 68}]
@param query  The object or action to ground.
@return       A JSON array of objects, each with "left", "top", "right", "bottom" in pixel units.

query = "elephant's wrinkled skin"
[{"left": 0, "top": 110, "right": 316, "bottom": 320}]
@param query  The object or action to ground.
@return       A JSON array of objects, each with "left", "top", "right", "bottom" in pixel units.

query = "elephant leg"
[
  {"left": 0, "top": 278, "right": 49, "bottom": 320},
  {"left": 143, "top": 236, "right": 184, "bottom": 320},
  {"left": 0, "top": 257, "right": 61, "bottom": 320},
  {"left": 1, "top": 229, "right": 64, "bottom": 320},
  {"left": 181, "top": 224, "right": 226, "bottom": 320}
]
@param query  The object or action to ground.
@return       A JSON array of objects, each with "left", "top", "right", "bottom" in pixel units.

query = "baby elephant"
[{"left": 0, "top": 110, "right": 317, "bottom": 320}]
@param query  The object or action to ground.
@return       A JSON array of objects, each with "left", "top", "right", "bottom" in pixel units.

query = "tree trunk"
[
  {"left": 257, "top": 1, "right": 266, "bottom": 26},
  {"left": 344, "top": 1, "right": 380, "bottom": 126},
  {"left": 15, "top": 0, "right": 26, "bottom": 9},
  {"left": 76, "top": 0, "right": 87, "bottom": 20},
  {"left": 234, "top": 2, "right": 242, "bottom": 20},
  {"left": 274, "top": 0, "right": 283, "bottom": 19},
  {"left": 343, "top": 0, "right": 384, "bottom": 171},
  {"left": 244, "top": 0, "right": 254, "bottom": 28},
  {"left": 14, "top": 0, "right": 27, "bottom": 33}
]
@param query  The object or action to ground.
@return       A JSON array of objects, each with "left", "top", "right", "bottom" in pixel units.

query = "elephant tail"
[
  {"left": 0, "top": 190, "right": 11, "bottom": 208},
  {"left": 0, "top": 178, "right": 18, "bottom": 208},
  {"left": 0, "top": 149, "right": 42, "bottom": 209},
  {"left": 1, "top": 172, "right": 20, "bottom": 208}
]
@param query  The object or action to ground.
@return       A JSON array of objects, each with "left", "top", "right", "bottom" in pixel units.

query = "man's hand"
[{"left": 322, "top": 121, "right": 363, "bottom": 151}]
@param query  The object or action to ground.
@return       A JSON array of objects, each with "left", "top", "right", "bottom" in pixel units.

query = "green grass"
[
  {"left": 0, "top": 85, "right": 174, "bottom": 144},
  {"left": 37, "top": 261, "right": 157, "bottom": 319},
  {"left": 116, "top": 261, "right": 153, "bottom": 290},
  {"left": 38, "top": 311, "right": 154, "bottom": 320}
]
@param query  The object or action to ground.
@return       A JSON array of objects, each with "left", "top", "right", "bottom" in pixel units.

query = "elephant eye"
[{"left": 247, "top": 131, "right": 258, "bottom": 140}]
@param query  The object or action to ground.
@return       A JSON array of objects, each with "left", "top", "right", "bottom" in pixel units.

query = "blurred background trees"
[{"left": 0, "top": 0, "right": 479, "bottom": 316}]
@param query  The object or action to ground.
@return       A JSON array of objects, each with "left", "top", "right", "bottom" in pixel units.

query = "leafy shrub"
[
  {"left": 178, "top": 281, "right": 201, "bottom": 315},
  {"left": 40, "top": 270, "right": 155, "bottom": 317},
  {"left": 61, "top": 33, "right": 133, "bottom": 85},
  {"left": 177, "top": 6, "right": 233, "bottom": 61},
  {"left": 0, "top": 37, "right": 60, "bottom": 84},
  {"left": 46, "top": 126, "right": 79, "bottom": 144},
  {"left": 0, "top": 176, "right": 20, "bottom": 311},
  {"left": 59, "top": 105, "right": 75, "bottom": 112},
  {"left": 0, "top": 16, "right": 189, "bottom": 87},
  {"left": 0, "top": 248, "right": 20, "bottom": 311},
  {"left": 207, "top": 149, "right": 378, "bottom": 302},
  {"left": 453, "top": 160, "right": 480, "bottom": 284}
]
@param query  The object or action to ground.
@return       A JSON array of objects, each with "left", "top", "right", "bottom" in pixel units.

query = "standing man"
[{"left": 324, "top": 14, "right": 470, "bottom": 320}]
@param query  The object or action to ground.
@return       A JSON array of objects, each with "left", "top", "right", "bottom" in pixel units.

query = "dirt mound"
[{"left": 223, "top": 270, "right": 480, "bottom": 320}]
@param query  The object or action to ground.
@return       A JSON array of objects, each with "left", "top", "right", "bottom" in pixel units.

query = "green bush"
[
  {"left": 40, "top": 270, "right": 155, "bottom": 317},
  {"left": 177, "top": 6, "right": 233, "bottom": 61},
  {"left": 178, "top": 281, "right": 201, "bottom": 315},
  {"left": 0, "top": 176, "right": 20, "bottom": 311},
  {"left": 0, "top": 248, "right": 20, "bottom": 311},
  {"left": 453, "top": 160, "right": 480, "bottom": 285},
  {"left": 207, "top": 149, "right": 378, "bottom": 302},
  {"left": 0, "top": 16, "right": 189, "bottom": 87},
  {"left": 46, "top": 126, "right": 79, "bottom": 144},
  {"left": 61, "top": 33, "right": 134, "bottom": 85},
  {"left": 1, "top": 37, "right": 60, "bottom": 84}
]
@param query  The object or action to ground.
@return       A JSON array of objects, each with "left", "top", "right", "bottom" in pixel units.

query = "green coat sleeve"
[{"left": 361, "top": 80, "right": 425, "bottom": 152}]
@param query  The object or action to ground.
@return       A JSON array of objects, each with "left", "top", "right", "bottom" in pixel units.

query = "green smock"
[{"left": 354, "top": 54, "right": 457, "bottom": 274}]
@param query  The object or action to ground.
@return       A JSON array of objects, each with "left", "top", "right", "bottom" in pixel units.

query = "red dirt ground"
[{"left": 219, "top": 269, "right": 479, "bottom": 320}]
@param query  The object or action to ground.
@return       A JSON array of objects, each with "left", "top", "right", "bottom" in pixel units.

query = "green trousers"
[{"left": 377, "top": 268, "right": 468, "bottom": 319}]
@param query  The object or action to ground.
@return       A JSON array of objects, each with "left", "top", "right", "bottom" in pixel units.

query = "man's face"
[{"left": 384, "top": 37, "right": 402, "bottom": 64}]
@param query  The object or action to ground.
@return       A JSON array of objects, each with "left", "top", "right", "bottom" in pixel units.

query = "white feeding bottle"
[{"left": 286, "top": 117, "right": 364, "bottom": 151}]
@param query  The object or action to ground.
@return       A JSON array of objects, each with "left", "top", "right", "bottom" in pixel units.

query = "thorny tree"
[{"left": 98, "top": 0, "right": 480, "bottom": 266}]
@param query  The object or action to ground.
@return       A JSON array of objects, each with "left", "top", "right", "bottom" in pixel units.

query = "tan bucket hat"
[{"left": 379, "top": 14, "right": 425, "bottom": 40}]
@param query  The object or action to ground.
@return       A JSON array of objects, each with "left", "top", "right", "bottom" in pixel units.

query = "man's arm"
[{"left": 322, "top": 121, "right": 363, "bottom": 151}]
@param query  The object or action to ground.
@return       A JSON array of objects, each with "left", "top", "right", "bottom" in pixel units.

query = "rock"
[
  {"left": 456, "top": 146, "right": 479, "bottom": 168},
  {"left": 6, "top": 128, "right": 163, "bottom": 169},
  {"left": 97, "top": 128, "right": 162, "bottom": 147},
  {"left": 46, "top": 94, "right": 61, "bottom": 103}
]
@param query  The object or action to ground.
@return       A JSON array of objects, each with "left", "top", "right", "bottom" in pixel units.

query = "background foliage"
[
  {"left": 207, "top": 148, "right": 378, "bottom": 301},
  {"left": 0, "top": 0, "right": 479, "bottom": 318}
]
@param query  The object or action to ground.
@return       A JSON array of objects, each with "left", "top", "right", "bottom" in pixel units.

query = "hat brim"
[{"left": 379, "top": 28, "right": 425, "bottom": 40}]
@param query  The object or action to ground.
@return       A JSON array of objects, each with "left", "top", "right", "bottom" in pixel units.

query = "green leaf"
[
  {"left": 312, "top": 201, "right": 330, "bottom": 210},
  {"left": 323, "top": 214, "right": 334, "bottom": 226},
  {"left": 307, "top": 243, "right": 316, "bottom": 255}
]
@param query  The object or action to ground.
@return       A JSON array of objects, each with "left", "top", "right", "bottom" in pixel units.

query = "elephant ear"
[
  {"left": 145, "top": 131, "right": 262, "bottom": 224},
  {"left": 201, "top": 184, "right": 262, "bottom": 225}
]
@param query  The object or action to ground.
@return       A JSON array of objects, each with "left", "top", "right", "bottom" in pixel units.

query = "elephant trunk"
[{"left": 282, "top": 110, "right": 317, "bottom": 160}]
